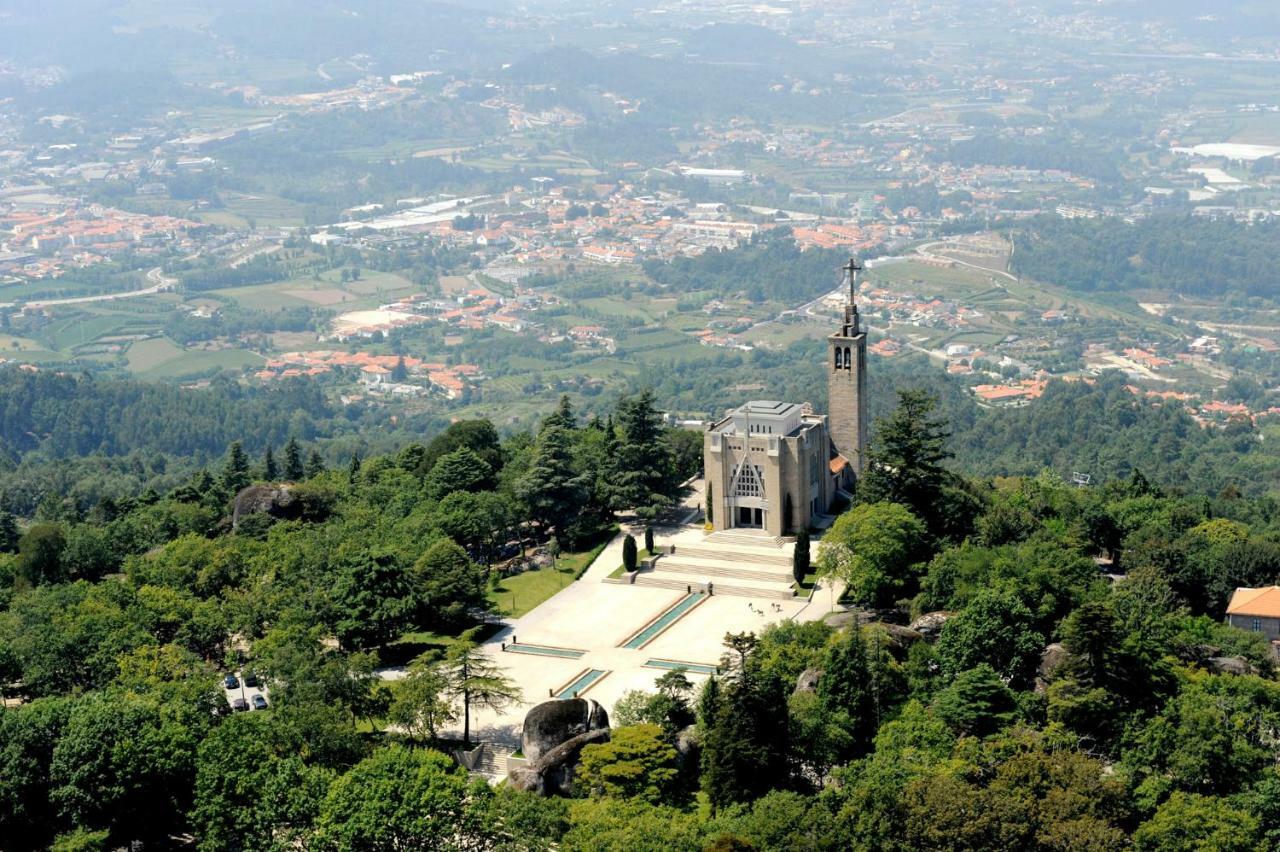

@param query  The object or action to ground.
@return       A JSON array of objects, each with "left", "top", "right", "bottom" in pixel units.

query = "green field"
[
  {"left": 139, "top": 349, "right": 264, "bottom": 379},
  {"left": 208, "top": 270, "right": 418, "bottom": 311},
  {"left": 220, "top": 192, "right": 310, "bottom": 227},
  {"left": 125, "top": 338, "right": 185, "bottom": 371},
  {"left": 124, "top": 337, "right": 263, "bottom": 378}
]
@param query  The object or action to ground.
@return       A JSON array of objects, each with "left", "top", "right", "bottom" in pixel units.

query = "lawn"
[
  {"left": 487, "top": 536, "right": 614, "bottom": 618},
  {"left": 488, "top": 564, "right": 576, "bottom": 618}
]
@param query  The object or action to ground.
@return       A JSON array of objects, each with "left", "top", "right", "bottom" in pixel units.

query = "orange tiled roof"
[{"left": 1227, "top": 587, "right": 1280, "bottom": 618}]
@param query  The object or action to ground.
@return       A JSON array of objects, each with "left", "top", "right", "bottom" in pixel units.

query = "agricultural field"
[{"left": 214, "top": 192, "right": 311, "bottom": 228}]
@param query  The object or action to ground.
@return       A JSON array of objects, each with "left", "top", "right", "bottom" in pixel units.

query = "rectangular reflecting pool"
[
  {"left": 620, "top": 593, "right": 706, "bottom": 650},
  {"left": 504, "top": 643, "right": 586, "bottom": 659},
  {"left": 643, "top": 658, "right": 719, "bottom": 675},
  {"left": 556, "top": 668, "right": 608, "bottom": 699}
]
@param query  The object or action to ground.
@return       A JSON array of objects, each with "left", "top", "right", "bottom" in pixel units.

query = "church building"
[{"left": 703, "top": 260, "right": 868, "bottom": 536}]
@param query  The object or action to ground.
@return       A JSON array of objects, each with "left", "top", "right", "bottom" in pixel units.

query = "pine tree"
[
  {"left": 425, "top": 448, "right": 492, "bottom": 500},
  {"left": 391, "top": 356, "right": 408, "bottom": 382},
  {"left": 442, "top": 628, "right": 522, "bottom": 747},
  {"left": 544, "top": 394, "right": 577, "bottom": 431},
  {"left": 623, "top": 534, "right": 638, "bottom": 572},
  {"left": 793, "top": 529, "right": 810, "bottom": 585},
  {"left": 517, "top": 424, "right": 586, "bottom": 546},
  {"left": 700, "top": 639, "right": 790, "bottom": 812},
  {"left": 0, "top": 510, "right": 19, "bottom": 553},
  {"left": 262, "top": 445, "right": 279, "bottom": 481},
  {"left": 221, "top": 441, "right": 251, "bottom": 494},
  {"left": 283, "top": 436, "right": 305, "bottom": 481},
  {"left": 860, "top": 389, "right": 954, "bottom": 530},
  {"left": 817, "top": 629, "right": 876, "bottom": 759},
  {"left": 304, "top": 449, "right": 326, "bottom": 479},
  {"left": 609, "top": 389, "right": 675, "bottom": 518}
]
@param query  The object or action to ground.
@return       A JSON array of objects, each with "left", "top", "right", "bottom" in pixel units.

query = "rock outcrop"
[
  {"left": 1035, "top": 642, "right": 1070, "bottom": 693},
  {"left": 1208, "top": 656, "right": 1253, "bottom": 676},
  {"left": 232, "top": 484, "right": 301, "bottom": 529},
  {"left": 794, "top": 667, "right": 823, "bottom": 696},
  {"left": 874, "top": 623, "right": 924, "bottom": 651},
  {"left": 909, "top": 611, "right": 954, "bottom": 642},
  {"left": 508, "top": 698, "right": 610, "bottom": 796}
]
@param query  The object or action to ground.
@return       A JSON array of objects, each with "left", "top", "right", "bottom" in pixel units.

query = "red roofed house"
[{"left": 1227, "top": 586, "right": 1280, "bottom": 647}]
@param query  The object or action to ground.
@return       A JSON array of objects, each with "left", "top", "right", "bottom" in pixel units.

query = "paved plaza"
[{"left": 440, "top": 519, "right": 842, "bottom": 748}]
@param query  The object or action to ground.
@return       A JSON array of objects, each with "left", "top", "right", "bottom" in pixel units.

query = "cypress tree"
[
  {"left": 783, "top": 493, "right": 793, "bottom": 534},
  {"left": 793, "top": 529, "right": 810, "bottom": 585},
  {"left": 706, "top": 482, "right": 714, "bottom": 524},
  {"left": 348, "top": 453, "right": 362, "bottom": 485},
  {"left": 623, "top": 534, "right": 638, "bottom": 572},
  {"left": 262, "top": 445, "right": 278, "bottom": 481},
  {"left": 644, "top": 526, "right": 655, "bottom": 555}
]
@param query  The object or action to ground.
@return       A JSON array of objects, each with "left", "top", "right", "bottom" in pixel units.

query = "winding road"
[{"left": 5, "top": 267, "right": 178, "bottom": 311}]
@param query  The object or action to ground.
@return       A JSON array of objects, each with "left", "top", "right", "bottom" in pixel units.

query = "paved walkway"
[{"left": 434, "top": 510, "right": 844, "bottom": 748}]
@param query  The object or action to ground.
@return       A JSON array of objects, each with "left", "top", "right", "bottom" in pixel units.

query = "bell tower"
[{"left": 828, "top": 258, "right": 868, "bottom": 478}]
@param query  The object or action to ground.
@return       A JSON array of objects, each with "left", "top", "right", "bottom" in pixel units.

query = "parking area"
[{"left": 221, "top": 670, "right": 270, "bottom": 713}]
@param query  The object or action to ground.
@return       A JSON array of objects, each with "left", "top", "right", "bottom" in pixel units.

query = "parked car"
[
  {"left": 231, "top": 697, "right": 249, "bottom": 712},
  {"left": 251, "top": 694, "right": 268, "bottom": 710},
  {"left": 224, "top": 674, "right": 239, "bottom": 690},
  {"left": 243, "top": 671, "right": 259, "bottom": 688}
]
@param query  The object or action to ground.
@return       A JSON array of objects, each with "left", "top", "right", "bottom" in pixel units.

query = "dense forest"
[
  {"left": 948, "top": 137, "right": 1124, "bottom": 183},
  {"left": 0, "top": 370, "right": 339, "bottom": 461},
  {"left": 1010, "top": 214, "right": 1280, "bottom": 298},
  {"left": 6, "top": 387, "right": 1280, "bottom": 849},
  {"left": 642, "top": 230, "right": 845, "bottom": 303}
]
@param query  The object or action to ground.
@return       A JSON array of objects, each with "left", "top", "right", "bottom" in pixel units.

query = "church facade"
[{"left": 703, "top": 260, "right": 868, "bottom": 537}]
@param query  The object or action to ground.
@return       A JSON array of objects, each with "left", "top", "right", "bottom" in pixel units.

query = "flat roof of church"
[{"left": 739, "top": 400, "right": 801, "bottom": 416}]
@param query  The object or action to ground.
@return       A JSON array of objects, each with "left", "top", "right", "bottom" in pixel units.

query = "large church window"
[{"left": 733, "top": 461, "right": 764, "bottom": 498}]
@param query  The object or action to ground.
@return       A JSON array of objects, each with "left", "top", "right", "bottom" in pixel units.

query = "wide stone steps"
[
  {"left": 634, "top": 575, "right": 709, "bottom": 593},
  {"left": 675, "top": 545, "right": 793, "bottom": 569},
  {"left": 656, "top": 557, "right": 793, "bottom": 584},
  {"left": 707, "top": 582, "right": 796, "bottom": 601},
  {"left": 634, "top": 574, "right": 794, "bottom": 600},
  {"left": 704, "top": 531, "right": 788, "bottom": 549}
]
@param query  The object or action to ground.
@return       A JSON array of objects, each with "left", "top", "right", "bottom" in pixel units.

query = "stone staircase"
[
  {"left": 659, "top": 558, "right": 792, "bottom": 584},
  {"left": 469, "top": 742, "right": 516, "bottom": 784},
  {"left": 703, "top": 530, "right": 789, "bottom": 549},
  {"left": 632, "top": 574, "right": 794, "bottom": 600}
]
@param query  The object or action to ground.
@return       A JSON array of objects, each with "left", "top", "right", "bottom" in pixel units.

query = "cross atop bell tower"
[
  {"left": 827, "top": 258, "right": 868, "bottom": 479},
  {"left": 839, "top": 256, "right": 862, "bottom": 337}
]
